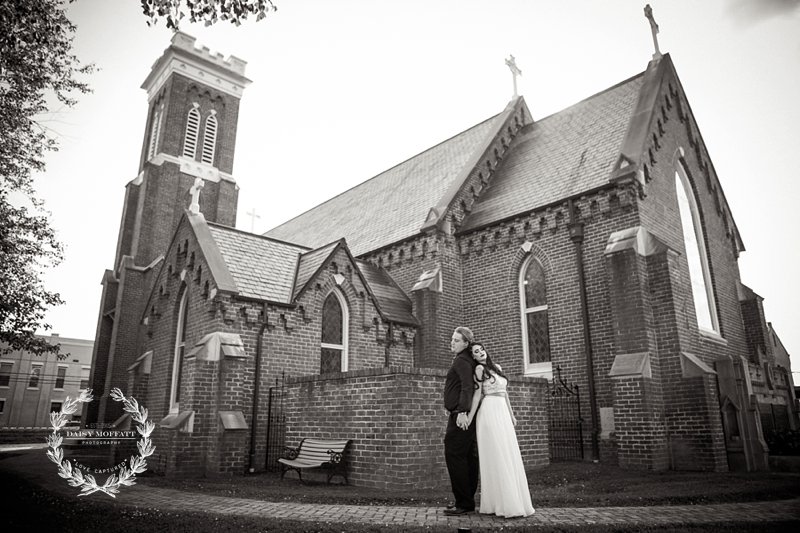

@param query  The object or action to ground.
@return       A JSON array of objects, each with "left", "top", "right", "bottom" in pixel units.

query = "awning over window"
[{"left": 187, "top": 332, "right": 246, "bottom": 361}]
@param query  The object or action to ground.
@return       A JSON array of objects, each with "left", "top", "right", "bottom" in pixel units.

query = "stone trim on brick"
[
  {"left": 609, "top": 352, "right": 652, "bottom": 378},
  {"left": 680, "top": 352, "right": 716, "bottom": 378},
  {"left": 187, "top": 331, "right": 246, "bottom": 361}
]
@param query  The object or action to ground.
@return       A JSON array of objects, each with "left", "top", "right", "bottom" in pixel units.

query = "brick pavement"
[{"left": 1, "top": 447, "right": 799, "bottom": 529}]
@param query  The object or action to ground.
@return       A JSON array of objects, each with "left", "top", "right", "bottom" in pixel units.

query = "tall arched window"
[
  {"left": 182, "top": 104, "right": 201, "bottom": 159},
  {"left": 520, "top": 256, "right": 551, "bottom": 375},
  {"left": 675, "top": 168, "right": 719, "bottom": 333},
  {"left": 147, "top": 105, "right": 163, "bottom": 160},
  {"left": 201, "top": 111, "right": 217, "bottom": 165},
  {"left": 170, "top": 288, "right": 189, "bottom": 411},
  {"left": 320, "top": 290, "right": 348, "bottom": 373}
]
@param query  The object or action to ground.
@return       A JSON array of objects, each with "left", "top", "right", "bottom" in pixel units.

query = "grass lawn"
[{"left": 139, "top": 461, "right": 800, "bottom": 508}]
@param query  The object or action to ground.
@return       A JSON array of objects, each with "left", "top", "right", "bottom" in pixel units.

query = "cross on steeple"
[
  {"left": 246, "top": 208, "right": 261, "bottom": 232},
  {"left": 505, "top": 55, "right": 522, "bottom": 98},
  {"left": 189, "top": 177, "right": 204, "bottom": 215},
  {"left": 644, "top": 4, "right": 662, "bottom": 60}
]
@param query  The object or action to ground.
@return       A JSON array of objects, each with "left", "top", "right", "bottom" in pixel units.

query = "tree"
[
  {"left": 141, "top": 0, "right": 277, "bottom": 29},
  {"left": 0, "top": 0, "right": 92, "bottom": 356}
]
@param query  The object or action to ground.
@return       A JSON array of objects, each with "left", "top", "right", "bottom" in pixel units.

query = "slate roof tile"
[
  {"left": 461, "top": 74, "right": 644, "bottom": 231},
  {"left": 206, "top": 223, "right": 308, "bottom": 303},
  {"left": 264, "top": 114, "right": 503, "bottom": 256}
]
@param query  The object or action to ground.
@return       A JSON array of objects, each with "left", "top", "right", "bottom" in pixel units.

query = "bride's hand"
[{"left": 511, "top": 415, "right": 517, "bottom": 427}]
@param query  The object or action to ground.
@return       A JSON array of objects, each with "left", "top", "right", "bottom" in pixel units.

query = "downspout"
[
  {"left": 567, "top": 199, "right": 600, "bottom": 462},
  {"left": 248, "top": 302, "right": 269, "bottom": 473}
]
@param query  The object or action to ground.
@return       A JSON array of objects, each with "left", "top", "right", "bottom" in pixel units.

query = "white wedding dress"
[{"left": 476, "top": 371, "right": 535, "bottom": 517}]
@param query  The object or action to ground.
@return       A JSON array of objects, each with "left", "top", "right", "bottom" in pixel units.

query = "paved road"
[{"left": 1, "top": 446, "right": 798, "bottom": 530}]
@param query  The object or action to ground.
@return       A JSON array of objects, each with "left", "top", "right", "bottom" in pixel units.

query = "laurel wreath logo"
[{"left": 46, "top": 388, "right": 156, "bottom": 497}]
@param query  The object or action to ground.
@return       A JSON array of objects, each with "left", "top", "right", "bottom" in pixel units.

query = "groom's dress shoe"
[{"left": 443, "top": 507, "right": 471, "bottom": 515}]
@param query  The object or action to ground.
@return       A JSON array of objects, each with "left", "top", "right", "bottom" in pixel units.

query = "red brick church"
[{"left": 87, "top": 19, "right": 796, "bottom": 487}]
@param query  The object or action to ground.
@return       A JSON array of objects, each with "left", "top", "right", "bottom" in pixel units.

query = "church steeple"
[
  {"left": 88, "top": 34, "right": 251, "bottom": 425},
  {"left": 113, "top": 33, "right": 251, "bottom": 270}
]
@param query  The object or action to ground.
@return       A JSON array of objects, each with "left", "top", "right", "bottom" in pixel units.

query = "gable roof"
[
  {"left": 206, "top": 222, "right": 309, "bottom": 303},
  {"left": 356, "top": 260, "right": 417, "bottom": 326},
  {"left": 461, "top": 74, "right": 645, "bottom": 232},
  {"left": 264, "top": 113, "right": 505, "bottom": 256},
  {"left": 293, "top": 241, "right": 341, "bottom": 301}
]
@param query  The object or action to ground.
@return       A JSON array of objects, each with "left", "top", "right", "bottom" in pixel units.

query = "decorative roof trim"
[
  {"left": 420, "top": 96, "right": 529, "bottom": 233},
  {"left": 186, "top": 212, "right": 239, "bottom": 294}
]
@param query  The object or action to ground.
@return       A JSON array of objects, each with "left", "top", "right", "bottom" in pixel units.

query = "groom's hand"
[{"left": 456, "top": 412, "right": 469, "bottom": 430}]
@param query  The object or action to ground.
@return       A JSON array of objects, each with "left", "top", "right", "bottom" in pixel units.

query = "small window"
[
  {"left": 51, "top": 402, "right": 63, "bottom": 414},
  {"left": 320, "top": 290, "right": 348, "bottom": 373},
  {"left": 201, "top": 112, "right": 218, "bottom": 164},
  {"left": 80, "top": 366, "right": 90, "bottom": 390},
  {"left": 520, "top": 256, "right": 551, "bottom": 374},
  {"left": 0, "top": 362, "right": 12, "bottom": 387},
  {"left": 28, "top": 364, "right": 43, "bottom": 388},
  {"left": 182, "top": 105, "right": 201, "bottom": 159},
  {"left": 55, "top": 366, "right": 67, "bottom": 390},
  {"left": 147, "top": 105, "right": 163, "bottom": 159},
  {"left": 0, "top": 399, "right": 5, "bottom": 414},
  {"left": 170, "top": 288, "right": 190, "bottom": 411}
]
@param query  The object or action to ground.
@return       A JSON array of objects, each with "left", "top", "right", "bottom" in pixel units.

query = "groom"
[{"left": 442, "top": 326, "right": 479, "bottom": 515}]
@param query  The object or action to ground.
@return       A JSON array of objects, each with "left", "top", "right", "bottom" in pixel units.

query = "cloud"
[{"left": 726, "top": 0, "right": 800, "bottom": 25}]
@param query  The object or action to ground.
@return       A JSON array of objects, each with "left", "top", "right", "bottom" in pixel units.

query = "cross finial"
[
  {"left": 246, "top": 208, "right": 261, "bottom": 232},
  {"left": 189, "top": 177, "right": 204, "bottom": 215},
  {"left": 644, "top": 4, "right": 662, "bottom": 60},
  {"left": 505, "top": 55, "right": 522, "bottom": 98}
]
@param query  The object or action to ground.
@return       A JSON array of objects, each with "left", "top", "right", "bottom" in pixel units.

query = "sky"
[{"left": 33, "top": 0, "right": 800, "bottom": 376}]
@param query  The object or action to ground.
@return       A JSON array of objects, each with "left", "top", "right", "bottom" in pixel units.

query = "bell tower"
[{"left": 87, "top": 33, "right": 251, "bottom": 423}]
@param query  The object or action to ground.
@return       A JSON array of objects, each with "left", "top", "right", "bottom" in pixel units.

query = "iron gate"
[
  {"left": 264, "top": 376, "right": 286, "bottom": 472},
  {"left": 547, "top": 366, "right": 584, "bottom": 461}
]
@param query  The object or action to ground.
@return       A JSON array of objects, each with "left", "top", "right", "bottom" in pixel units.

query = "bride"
[{"left": 466, "top": 342, "right": 535, "bottom": 518}]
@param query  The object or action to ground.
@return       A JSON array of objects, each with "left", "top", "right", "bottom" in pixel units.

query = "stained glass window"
[
  {"left": 171, "top": 288, "right": 189, "bottom": 410},
  {"left": 675, "top": 171, "right": 718, "bottom": 332},
  {"left": 521, "top": 257, "right": 550, "bottom": 367},
  {"left": 320, "top": 291, "right": 347, "bottom": 373}
]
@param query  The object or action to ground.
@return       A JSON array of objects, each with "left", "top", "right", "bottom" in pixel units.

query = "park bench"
[{"left": 278, "top": 438, "right": 351, "bottom": 484}]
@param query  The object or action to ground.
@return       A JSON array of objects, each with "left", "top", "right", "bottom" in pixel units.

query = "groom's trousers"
[{"left": 444, "top": 413, "right": 479, "bottom": 510}]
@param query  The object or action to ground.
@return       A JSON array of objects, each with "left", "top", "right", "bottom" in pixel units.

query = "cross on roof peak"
[
  {"left": 644, "top": 4, "right": 663, "bottom": 60},
  {"left": 505, "top": 55, "right": 522, "bottom": 98}
]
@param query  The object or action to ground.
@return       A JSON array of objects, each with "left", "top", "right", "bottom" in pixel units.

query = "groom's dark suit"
[{"left": 443, "top": 348, "right": 479, "bottom": 512}]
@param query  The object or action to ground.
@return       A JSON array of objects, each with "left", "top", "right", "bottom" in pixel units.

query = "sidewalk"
[{"left": 1, "top": 448, "right": 798, "bottom": 529}]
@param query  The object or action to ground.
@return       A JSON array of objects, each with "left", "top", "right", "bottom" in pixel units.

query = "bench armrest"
[
  {"left": 327, "top": 449, "right": 344, "bottom": 464},
  {"left": 283, "top": 446, "right": 300, "bottom": 460}
]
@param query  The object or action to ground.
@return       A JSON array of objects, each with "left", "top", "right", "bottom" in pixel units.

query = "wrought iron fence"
[
  {"left": 264, "top": 376, "right": 286, "bottom": 472},
  {"left": 547, "top": 366, "right": 584, "bottom": 461}
]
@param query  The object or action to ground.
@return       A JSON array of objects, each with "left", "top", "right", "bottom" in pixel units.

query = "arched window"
[
  {"left": 170, "top": 288, "right": 189, "bottom": 411},
  {"left": 520, "top": 256, "right": 551, "bottom": 375},
  {"left": 675, "top": 168, "right": 719, "bottom": 333},
  {"left": 182, "top": 104, "right": 201, "bottom": 159},
  {"left": 147, "top": 104, "right": 163, "bottom": 160},
  {"left": 320, "top": 290, "right": 348, "bottom": 373},
  {"left": 201, "top": 112, "right": 218, "bottom": 165}
]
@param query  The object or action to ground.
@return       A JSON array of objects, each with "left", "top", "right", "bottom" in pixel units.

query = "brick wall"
[{"left": 283, "top": 367, "right": 549, "bottom": 489}]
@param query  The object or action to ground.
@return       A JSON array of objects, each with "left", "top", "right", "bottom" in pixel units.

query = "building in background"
[{"left": 0, "top": 335, "right": 93, "bottom": 428}]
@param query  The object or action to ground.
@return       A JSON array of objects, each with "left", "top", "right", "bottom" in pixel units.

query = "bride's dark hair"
[{"left": 471, "top": 342, "right": 507, "bottom": 383}]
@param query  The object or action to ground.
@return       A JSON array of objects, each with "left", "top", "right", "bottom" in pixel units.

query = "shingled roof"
[
  {"left": 264, "top": 113, "right": 504, "bottom": 256},
  {"left": 192, "top": 218, "right": 416, "bottom": 324},
  {"left": 206, "top": 223, "right": 308, "bottom": 303},
  {"left": 461, "top": 73, "right": 645, "bottom": 232},
  {"left": 264, "top": 72, "right": 650, "bottom": 254}
]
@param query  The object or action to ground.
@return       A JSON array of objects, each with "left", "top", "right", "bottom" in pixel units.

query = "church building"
[{"left": 87, "top": 14, "right": 796, "bottom": 488}]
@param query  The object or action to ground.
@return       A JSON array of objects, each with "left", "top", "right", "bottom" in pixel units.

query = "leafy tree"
[
  {"left": 141, "top": 0, "right": 277, "bottom": 29},
  {"left": 0, "top": 0, "right": 92, "bottom": 356}
]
